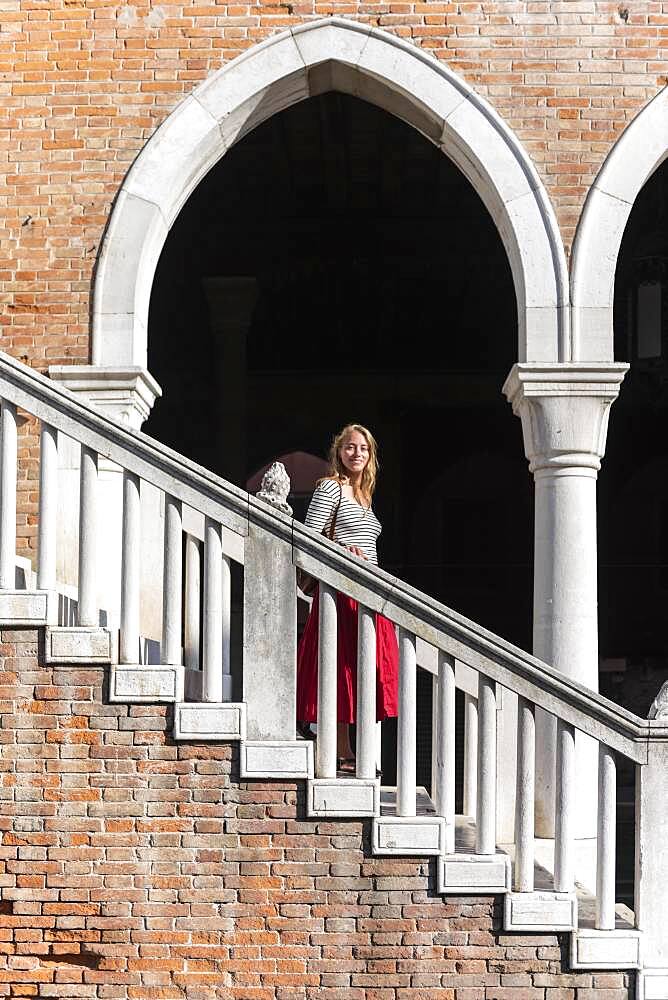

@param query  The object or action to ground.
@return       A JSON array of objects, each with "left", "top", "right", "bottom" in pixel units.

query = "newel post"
[
  {"left": 244, "top": 465, "right": 297, "bottom": 741},
  {"left": 504, "top": 363, "right": 627, "bottom": 848}
]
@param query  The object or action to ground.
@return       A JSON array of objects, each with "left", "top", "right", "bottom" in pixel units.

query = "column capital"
[
  {"left": 48, "top": 364, "right": 162, "bottom": 430},
  {"left": 503, "top": 363, "right": 628, "bottom": 474}
]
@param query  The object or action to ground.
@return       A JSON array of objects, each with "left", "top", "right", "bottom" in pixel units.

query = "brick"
[{"left": 0, "top": 0, "right": 658, "bottom": 972}]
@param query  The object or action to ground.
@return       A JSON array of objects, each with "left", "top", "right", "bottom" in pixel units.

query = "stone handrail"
[
  {"left": 0, "top": 350, "right": 664, "bottom": 760},
  {"left": 3, "top": 350, "right": 668, "bottom": 982}
]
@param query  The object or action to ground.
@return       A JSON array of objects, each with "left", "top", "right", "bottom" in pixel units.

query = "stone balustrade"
[{"left": 0, "top": 349, "right": 667, "bottom": 996}]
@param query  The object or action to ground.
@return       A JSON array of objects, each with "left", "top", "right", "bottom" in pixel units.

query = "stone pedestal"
[{"left": 504, "top": 363, "right": 627, "bottom": 845}]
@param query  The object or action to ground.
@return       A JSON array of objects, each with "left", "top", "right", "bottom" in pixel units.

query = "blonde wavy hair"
[{"left": 323, "top": 424, "right": 379, "bottom": 505}]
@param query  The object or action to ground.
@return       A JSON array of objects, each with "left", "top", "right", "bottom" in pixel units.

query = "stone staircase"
[{"left": 0, "top": 349, "right": 666, "bottom": 998}]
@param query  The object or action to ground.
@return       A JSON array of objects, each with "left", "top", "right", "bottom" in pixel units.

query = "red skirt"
[{"left": 296, "top": 585, "right": 399, "bottom": 724}]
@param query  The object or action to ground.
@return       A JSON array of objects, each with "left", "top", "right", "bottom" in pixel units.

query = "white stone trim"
[
  {"left": 438, "top": 853, "right": 510, "bottom": 894},
  {"left": 92, "top": 17, "right": 568, "bottom": 368},
  {"left": 110, "top": 663, "right": 184, "bottom": 702},
  {"left": 0, "top": 590, "right": 56, "bottom": 626},
  {"left": 307, "top": 777, "right": 380, "bottom": 817},
  {"left": 372, "top": 815, "right": 446, "bottom": 855},
  {"left": 48, "top": 365, "right": 162, "bottom": 430},
  {"left": 571, "top": 928, "right": 641, "bottom": 970},
  {"left": 637, "top": 969, "right": 668, "bottom": 1000},
  {"left": 571, "top": 88, "right": 668, "bottom": 361},
  {"left": 173, "top": 701, "right": 246, "bottom": 740},
  {"left": 241, "top": 740, "right": 314, "bottom": 779},
  {"left": 503, "top": 890, "right": 577, "bottom": 932},
  {"left": 45, "top": 626, "right": 113, "bottom": 664},
  {"left": 503, "top": 362, "right": 628, "bottom": 473}
]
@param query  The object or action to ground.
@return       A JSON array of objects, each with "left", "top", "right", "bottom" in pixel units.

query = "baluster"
[
  {"left": 0, "top": 400, "right": 17, "bottom": 589},
  {"left": 184, "top": 533, "right": 201, "bottom": 672},
  {"left": 431, "top": 673, "right": 438, "bottom": 796},
  {"left": 119, "top": 470, "right": 140, "bottom": 664},
  {"left": 514, "top": 696, "right": 536, "bottom": 891},
  {"left": 554, "top": 718, "right": 575, "bottom": 892},
  {"left": 77, "top": 445, "right": 98, "bottom": 627},
  {"left": 37, "top": 422, "right": 58, "bottom": 592},
  {"left": 476, "top": 674, "right": 496, "bottom": 854},
  {"left": 433, "top": 651, "right": 456, "bottom": 851},
  {"left": 221, "top": 550, "right": 232, "bottom": 701},
  {"left": 397, "top": 627, "right": 417, "bottom": 815},
  {"left": 203, "top": 517, "right": 222, "bottom": 702},
  {"left": 596, "top": 743, "right": 616, "bottom": 929},
  {"left": 161, "top": 494, "right": 182, "bottom": 665},
  {"left": 463, "top": 692, "right": 478, "bottom": 819},
  {"left": 356, "top": 605, "right": 377, "bottom": 781},
  {"left": 316, "top": 582, "right": 337, "bottom": 779}
]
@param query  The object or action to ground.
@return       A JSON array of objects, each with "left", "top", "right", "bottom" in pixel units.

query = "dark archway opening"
[
  {"left": 147, "top": 92, "right": 527, "bottom": 637},
  {"left": 599, "top": 156, "right": 668, "bottom": 907},
  {"left": 606, "top": 158, "right": 668, "bottom": 704},
  {"left": 146, "top": 91, "right": 529, "bottom": 792}
]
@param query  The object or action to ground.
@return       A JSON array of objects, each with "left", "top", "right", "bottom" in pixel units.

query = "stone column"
[
  {"left": 503, "top": 363, "right": 627, "bottom": 845},
  {"left": 47, "top": 366, "right": 162, "bottom": 637},
  {"left": 202, "top": 277, "right": 259, "bottom": 488}
]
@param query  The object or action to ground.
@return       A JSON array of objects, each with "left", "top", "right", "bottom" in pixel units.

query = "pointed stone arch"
[
  {"left": 92, "top": 17, "right": 569, "bottom": 370},
  {"left": 570, "top": 88, "right": 668, "bottom": 361}
]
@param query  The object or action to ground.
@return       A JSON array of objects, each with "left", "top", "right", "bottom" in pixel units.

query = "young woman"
[{"left": 296, "top": 424, "right": 399, "bottom": 772}]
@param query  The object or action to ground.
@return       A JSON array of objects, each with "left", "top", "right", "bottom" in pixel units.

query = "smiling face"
[{"left": 339, "top": 430, "right": 370, "bottom": 478}]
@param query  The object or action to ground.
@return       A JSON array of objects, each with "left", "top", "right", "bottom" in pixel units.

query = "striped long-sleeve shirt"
[{"left": 305, "top": 478, "right": 382, "bottom": 565}]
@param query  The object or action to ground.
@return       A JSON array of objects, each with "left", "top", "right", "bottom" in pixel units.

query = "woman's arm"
[{"left": 305, "top": 478, "right": 340, "bottom": 533}]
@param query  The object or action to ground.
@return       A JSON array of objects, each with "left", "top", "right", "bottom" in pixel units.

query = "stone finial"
[
  {"left": 255, "top": 461, "right": 292, "bottom": 515},
  {"left": 648, "top": 680, "right": 668, "bottom": 720}
]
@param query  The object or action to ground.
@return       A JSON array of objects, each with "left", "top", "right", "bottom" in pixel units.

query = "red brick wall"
[
  {"left": 0, "top": 627, "right": 635, "bottom": 998},
  {"left": 1, "top": 2, "right": 666, "bottom": 368}
]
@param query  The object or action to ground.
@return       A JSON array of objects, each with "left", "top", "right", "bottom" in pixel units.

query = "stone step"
[
  {"left": 110, "top": 662, "right": 184, "bottom": 702},
  {"left": 99, "top": 684, "right": 644, "bottom": 973},
  {"left": 0, "top": 589, "right": 56, "bottom": 626},
  {"left": 173, "top": 701, "right": 246, "bottom": 740}
]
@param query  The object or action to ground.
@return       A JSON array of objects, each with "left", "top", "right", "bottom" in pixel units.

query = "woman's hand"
[{"left": 346, "top": 545, "right": 368, "bottom": 560}]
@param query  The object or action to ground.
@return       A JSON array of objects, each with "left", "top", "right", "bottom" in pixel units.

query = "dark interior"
[
  {"left": 147, "top": 91, "right": 530, "bottom": 651},
  {"left": 145, "top": 94, "right": 668, "bottom": 909}
]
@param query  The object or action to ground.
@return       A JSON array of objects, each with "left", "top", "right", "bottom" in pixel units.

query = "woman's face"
[{"left": 339, "top": 430, "right": 370, "bottom": 476}]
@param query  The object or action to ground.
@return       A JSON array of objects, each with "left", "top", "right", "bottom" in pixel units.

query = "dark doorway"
[
  {"left": 602, "top": 157, "right": 668, "bottom": 711},
  {"left": 599, "top": 157, "right": 668, "bottom": 908},
  {"left": 146, "top": 91, "right": 531, "bottom": 652}
]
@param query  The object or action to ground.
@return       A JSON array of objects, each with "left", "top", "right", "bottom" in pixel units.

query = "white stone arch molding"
[
  {"left": 92, "top": 16, "right": 570, "bottom": 370},
  {"left": 571, "top": 87, "right": 668, "bottom": 362}
]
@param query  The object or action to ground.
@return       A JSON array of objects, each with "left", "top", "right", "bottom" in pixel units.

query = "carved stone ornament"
[
  {"left": 648, "top": 680, "right": 668, "bottom": 720},
  {"left": 255, "top": 461, "right": 293, "bottom": 515},
  {"left": 503, "top": 363, "right": 628, "bottom": 474}
]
